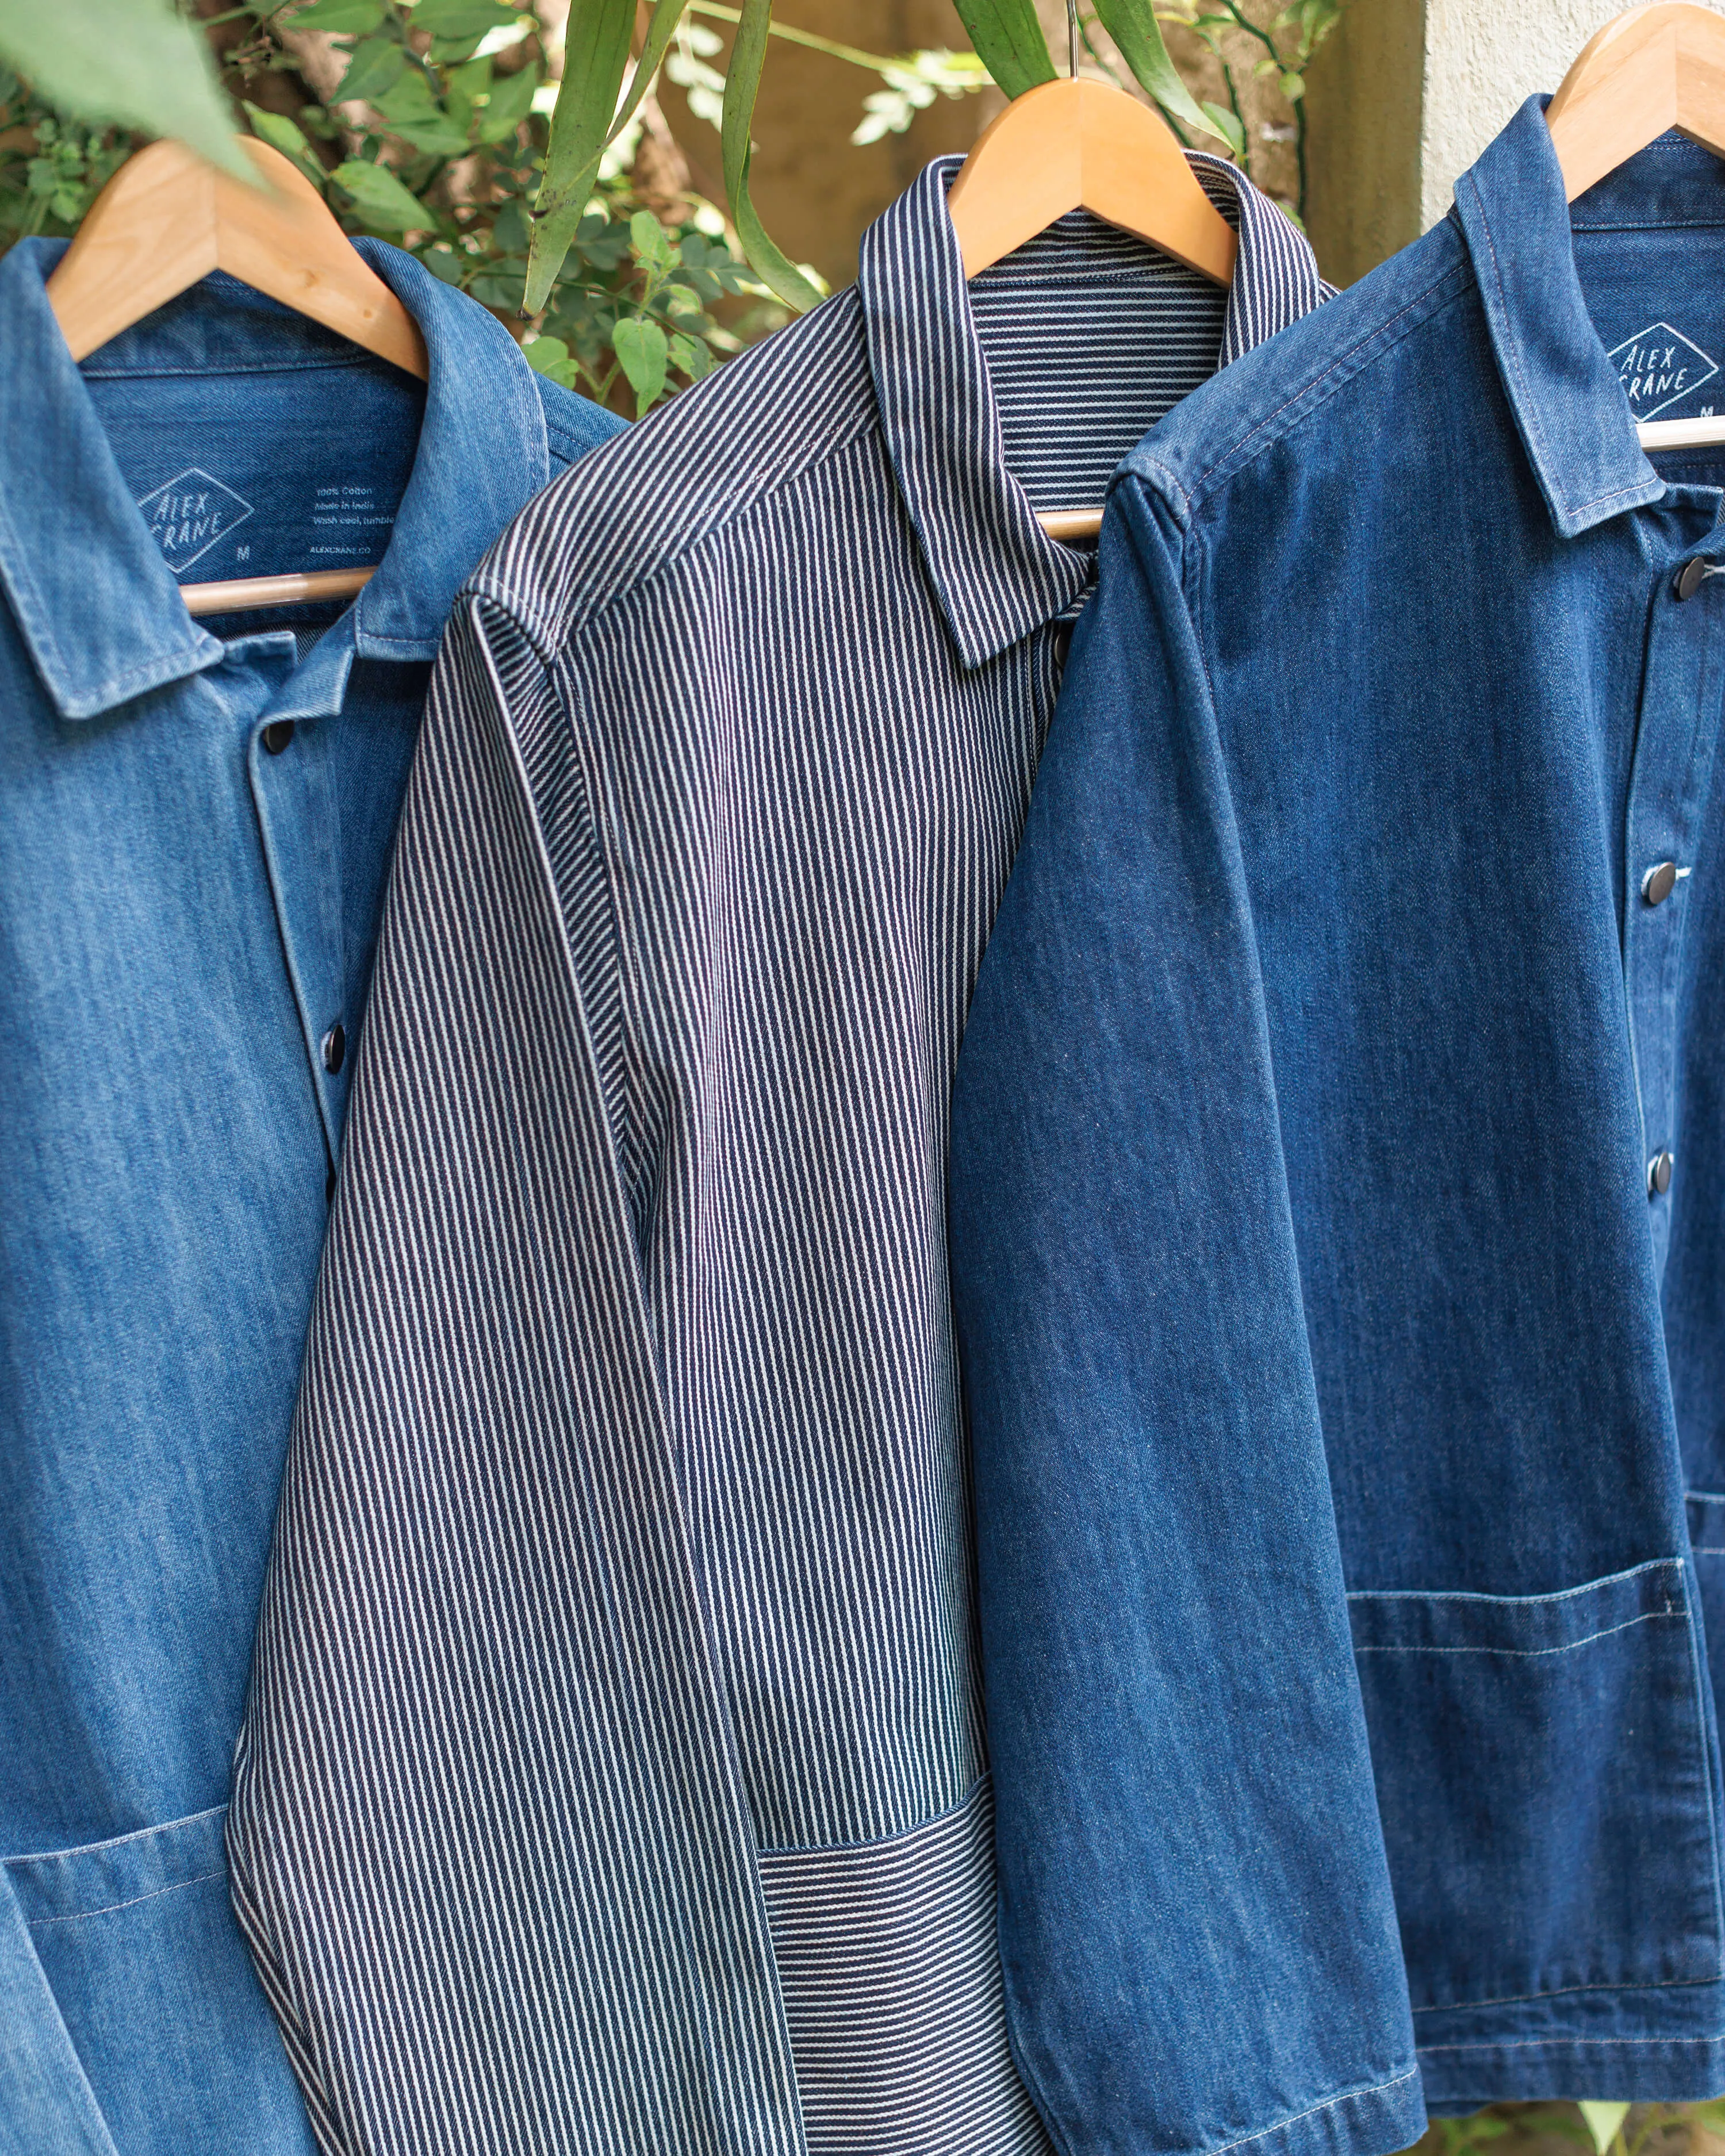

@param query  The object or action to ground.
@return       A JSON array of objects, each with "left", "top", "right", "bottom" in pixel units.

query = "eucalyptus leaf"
[
  {"left": 331, "top": 156, "right": 431, "bottom": 230},
  {"left": 945, "top": 0, "right": 1053, "bottom": 101},
  {"left": 334, "top": 33, "right": 408, "bottom": 107},
  {"left": 527, "top": 0, "right": 689, "bottom": 313},
  {"left": 1090, "top": 0, "right": 1220, "bottom": 136},
  {"left": 0, "top": 0, "right": 256, "bottom": 182},
  {"left": 288, "top": 0, "right": 386, "bottom": 29},
  {"left": 1200, "top": 99, "right": 1245, "bottom": 156},
  {"left": 612, "top": 313, "right": 668, "bottom": 412},
  {"left": 720, "top": 0, "right": 822, "bottom": 313},
  {"left": 524, "top": 0, "right": 634, "bottom": 311}
]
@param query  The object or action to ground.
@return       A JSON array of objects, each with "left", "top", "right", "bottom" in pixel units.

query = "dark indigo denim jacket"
[{"left": 951, "top": 99, "right": 1725, "bottom": 2143}]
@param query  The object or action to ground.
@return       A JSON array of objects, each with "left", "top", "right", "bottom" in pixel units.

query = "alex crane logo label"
[
  {"left": 1609, "top": 323, "right": 1721, "bottom": 420},
  {"left": 135, "top": 467, "right": 255, "bottom": 573}
]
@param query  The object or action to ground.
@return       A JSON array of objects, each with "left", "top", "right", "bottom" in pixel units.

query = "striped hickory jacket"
[{"left": 227, "top": 156, "right": 1328, "bottom": 2156}]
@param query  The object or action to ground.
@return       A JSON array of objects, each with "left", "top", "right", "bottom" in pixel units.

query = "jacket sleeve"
[
  {"left": 224, "top": 596, "right": 805, "bottom": 2156},
  {"left": 947, "top": 479, "right": 1423, "bottom": 2156}
]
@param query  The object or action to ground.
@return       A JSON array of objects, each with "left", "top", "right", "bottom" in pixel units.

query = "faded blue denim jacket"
[
  {"left": 950, "top": 100, "right": 1725, "bottom": 2146},
  {"left": 0, "top": 235, "right": 620, "bottom": 2156}
]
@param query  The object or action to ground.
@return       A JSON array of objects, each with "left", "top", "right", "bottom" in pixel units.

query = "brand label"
[
  {"left": 136, "top": 467, "right": 255, "bottom": 573},
  {"left": 1608, "top": 323, "right": 1720, "bottom": 420}
]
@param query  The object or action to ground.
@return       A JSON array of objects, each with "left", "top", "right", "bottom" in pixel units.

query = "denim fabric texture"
[
  {"left": 0, "top": 233, "right": 620, "bottom": 2156},
  {"left": 949, "top": 100, "right": 1725, "bottom": 2131}
]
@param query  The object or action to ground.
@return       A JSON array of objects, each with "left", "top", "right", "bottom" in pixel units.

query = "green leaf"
[
  {"left": 526, "top": 0, "right": 695, "bottom": 309},
  {"left": 945, "top": 0, "right": 1054, "bottom": 99},
  {"left": 524, "top": 0, "right": 637, "bottom": 311},
  {"left": 721, "top": 0, "right": 822, "bottom": 313},
  {"left": 0, "top": 0, "right": 256, "bottom": 182},
  {"left": 1199, "top": 99, "right": 1244, "bottom": 156},
  {"left": 409, "top": 0, "right": 519, "bottom": 36},
  {"left": 1578, "top": 2106, "right": 1630, "bottom": 2156},
  {"left": 523, "top": 333, "right": 577, "bottom": 387},
  {"left": 1090, "top": 0, "right": 1218, "bottom": 136},
  {"left": 421, "top": 245, "right": 467, "bottom": 283},
  {"left": 629, "top": 206, "right": 674, "bottom": 272},
  {"left": 477, "top": 62, "right": 539, "bottom": 143},
  {"left": 334, "top": 33, "right": 408, "bottom": 106},
  {"left": 375, "top": 71, "right": 471, "bottom": 156},
  {"left": 612, "top": 314, "right": 667, "bottom": 413},
  {"left": 666, "top": 329, "right": 711, "bottom": 381},
  {"left": 331, "top": 156, "right": 431, "bottom": 230},
  {"left": 446, "top": 55, "right": 493, "bottom": 98},
  {"left": 1278, "top": 68, "right": 1304, "bottom": 99},
  {"left": 289, "top": 0, "right": 386, "bottom": 29},
  {"left": 241, "top": 101, "right": 320, "bottom": 174}
]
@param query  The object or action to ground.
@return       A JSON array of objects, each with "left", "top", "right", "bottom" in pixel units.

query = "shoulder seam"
[
  {"left": 1129, "top": 255, "right": 1474, "bottom": 518},
  {"left": 470, "top": 412, "right": 883, "bottom": 649}
]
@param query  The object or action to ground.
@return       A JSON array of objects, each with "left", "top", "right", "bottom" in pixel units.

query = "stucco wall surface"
[{"left": 1420, "top": 0, "right": 1695, "bottom": 228}]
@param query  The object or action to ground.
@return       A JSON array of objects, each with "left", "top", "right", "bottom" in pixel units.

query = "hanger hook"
[{"left": 1067, "top": 0, "right": 1080, "bottom": 76}]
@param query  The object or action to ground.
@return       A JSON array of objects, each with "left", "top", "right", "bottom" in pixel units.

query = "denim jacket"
[
  {"left": 950, "top": 100, "right": 1725, "bottom": 2142},
  {"left": 0, "top": 235, "right": 619, "bottom": 2156}
]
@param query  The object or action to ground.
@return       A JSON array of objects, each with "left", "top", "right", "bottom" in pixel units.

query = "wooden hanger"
[
  {"left": 947, "top": 84, "right": 1237, "bottom": 289},
  {"left": 947, "top": 0, "right": 1238, "bottom": 544},
  {"left": 1547, "top": 3, "right": 1725, "bottom": 450},
  {"left": 48, "top": 136, "right": 427, "bottom": 616}
]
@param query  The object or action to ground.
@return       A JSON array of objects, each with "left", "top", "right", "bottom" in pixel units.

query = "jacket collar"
[
  {"left": 856, "top": 151, "right": 1328, "bottom": 669},
  {"left": 1454, "top": 95, "right": 1664, "bottom": 538},
  {"left": 0, "top": 236, "right": 550, "bottom": 722}
]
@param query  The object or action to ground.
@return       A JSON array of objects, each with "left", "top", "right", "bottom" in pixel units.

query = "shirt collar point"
[
  {"left": 47, "top": 631, "right": 226, "bottom": 723},
  {"left": 1456, "top": 99, "right": 1662, "bottom": 543}
]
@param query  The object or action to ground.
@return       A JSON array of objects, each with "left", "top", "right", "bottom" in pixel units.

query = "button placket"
[
  {"left": 1622, "top": 539, "right": 1725, "bottom": 1275},
  {"left": 250, "top": 700, "right": 351, "bottom": 1169}
]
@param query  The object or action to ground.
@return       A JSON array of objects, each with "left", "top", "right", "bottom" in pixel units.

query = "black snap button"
[
  {"left": 1649, "top": 1149, "right": 1675, "bottom": 1196},
  {"left": 1642, "top": 860, "right": 1679, "bottom": 906},
  {"left": 321, "top": 1022, "right": 346, "bottom": 1074},
  {"left": 1052, "top": 623, "right": 1074, "bottom": 672},
  {"left": 262, "top": 720, "right": 295, "bottom": 754},
  {"left": 1676, "top": 558, "right": 1709, "bottom": 600}
]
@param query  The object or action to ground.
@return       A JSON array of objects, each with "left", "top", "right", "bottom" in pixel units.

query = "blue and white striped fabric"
[{"left": 226, "top": 154, "right": 1327, "bottom": 2156}]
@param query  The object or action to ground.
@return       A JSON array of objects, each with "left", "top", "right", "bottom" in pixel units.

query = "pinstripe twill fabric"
[{"left": 226, "top": 155, "right": 1327, "bottom": 2156}]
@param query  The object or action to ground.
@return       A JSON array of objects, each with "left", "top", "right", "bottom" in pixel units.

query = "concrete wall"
[{"left": 1305, "top": 0, "right": 1722, "bottom": 287}]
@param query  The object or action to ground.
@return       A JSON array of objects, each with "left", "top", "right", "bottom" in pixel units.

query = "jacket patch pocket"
[{"left": 1350, "top": 1558, "right": 1720, "bottom": 2011}]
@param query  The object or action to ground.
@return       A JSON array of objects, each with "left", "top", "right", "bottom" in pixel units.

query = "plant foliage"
[{"left": 0, "top": 0, "right": 1341, "bottom": 423}]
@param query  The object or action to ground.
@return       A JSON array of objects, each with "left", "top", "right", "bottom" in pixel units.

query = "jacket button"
[
  {"left": 1643, "top": 860, "right": 1679, "bottom": 905},
  {"left": 1676, "top": 558, "right": 1709, "bottom": 600},
  {"left": 1649, "top": 1150, "right": 1675, "bottom": 1196},
  {"left": 321, "top": 1022, "right": 346, "bottom": 1074},
  {"left": 262, "top": 720, "right": 295, "bottom": 754}
]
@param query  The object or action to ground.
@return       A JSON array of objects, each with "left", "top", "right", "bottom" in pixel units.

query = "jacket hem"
[
  {"left": 1418, "top": 2035, "right": 1725, "bottom": 2108},
  {"left": 1188, "top": 2065, "right": 1427, "bottom": 2156}
]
